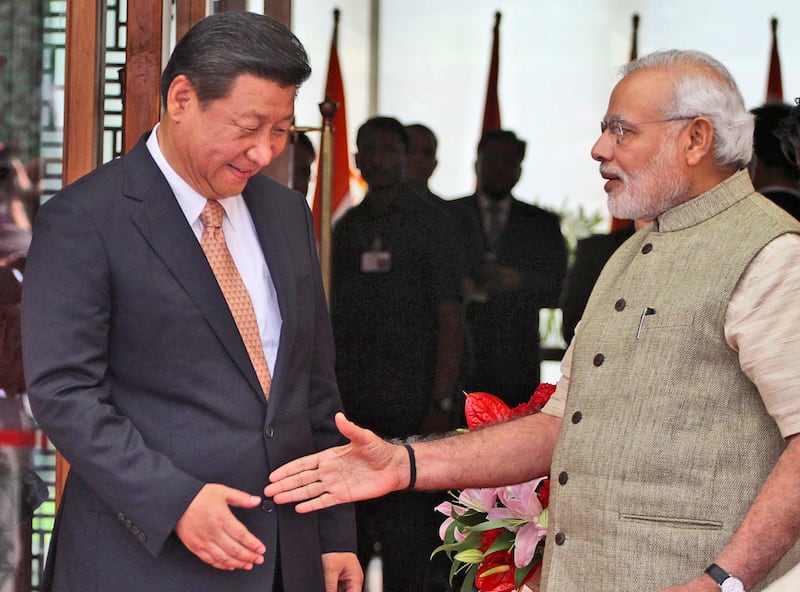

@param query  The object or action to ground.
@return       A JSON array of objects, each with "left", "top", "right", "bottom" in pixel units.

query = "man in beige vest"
[{"left": 265, "top": 50, "right": 800, "bottom": 592}]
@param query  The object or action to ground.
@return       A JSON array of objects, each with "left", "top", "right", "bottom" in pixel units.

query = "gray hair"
[{"left": 622, "top": 50, "right": 754, "bottom": 169}]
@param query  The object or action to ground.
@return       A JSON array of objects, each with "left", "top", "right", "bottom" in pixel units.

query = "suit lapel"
[{"left": 122, "top": 138, "right": 264, "bottom": 399}]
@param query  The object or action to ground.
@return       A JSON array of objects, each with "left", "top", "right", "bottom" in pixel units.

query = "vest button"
[
  {"left": 614, "top": 298, "right": 626, "bottom": 311},
  {"left": 593, "top": 353, "right": 604, "bottom": 366},
  {"left": 571, "top": 411, "right": 582, "bottom": 424},
  {"left": 641, "top": 243, "right": 653, "bottom": 254},
  {"left": 554, "top": 532, "right": 566, "bottom": 545},
  {"left": 558, "top": 471, "right": 568, "bottom": 485}
]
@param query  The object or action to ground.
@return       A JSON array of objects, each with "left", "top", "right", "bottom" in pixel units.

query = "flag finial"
[
  {"left": 333, "top": 8, "right": 340, "bottom": 45},
  {"left": 494, "top": 11, "right": 501, "bottom": 29},
  {"left": 629, "top": 13, "right": 640, "bottom": 62},
  {"left": 766, "top": 16, "right": 783, "bottom": 103}
]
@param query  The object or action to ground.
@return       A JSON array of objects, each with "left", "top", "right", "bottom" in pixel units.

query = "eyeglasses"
[{"left": 600, "top": 116, "right": 698, "bottom": 144}]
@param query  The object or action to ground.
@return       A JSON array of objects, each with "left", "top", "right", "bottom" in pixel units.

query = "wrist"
[
  {"left": 705, "top": 563, "right": 745, "bottom": 592},
  {"left": 401, "top": 443, "right": 416, "bottom": 489}
]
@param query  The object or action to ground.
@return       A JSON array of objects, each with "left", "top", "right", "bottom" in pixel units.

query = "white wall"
[{"left": 292, "top": 0, "right": 800, "bottom": 226}]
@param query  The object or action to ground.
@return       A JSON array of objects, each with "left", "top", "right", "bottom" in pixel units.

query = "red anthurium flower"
[
  {"left": 476, "top": 549, "right": 516, "bottom": 592},
  {"left": 465, "top": 392, "right": 512, "bottom": 428},
  {"left": 479, "top": 528, "right": 504, "bottom": 551},
  {"left": 530, "top": 383, "right": 556, "bottom": 409},
  {"left": 536, "top": 479, "right": 550, "bottom": 508}
]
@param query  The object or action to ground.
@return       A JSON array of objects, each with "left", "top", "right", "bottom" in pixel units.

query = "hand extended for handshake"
[
  {"left": 263, "top": 412, "right": 409, "bottom": 511},
  {"left": 171, "top": 413, "right": 385, "bottom": 591}
]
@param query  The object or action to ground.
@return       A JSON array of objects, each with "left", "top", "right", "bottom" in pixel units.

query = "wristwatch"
[
  {"left": 705, "top": 563, "right": 745, "bottom": 592},
  {"left": 431, "top": 396, "right": 454, "bottom": 414}
]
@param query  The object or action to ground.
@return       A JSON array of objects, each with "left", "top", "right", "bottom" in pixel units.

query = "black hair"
[
  {"left": 478, "top": 128, "right": 526, "bottom": 161},
  {"left": 774, "top": 98, "right": 800, "bottom": 168},
  {"left": 405, "top": 123, "right": 438, "bottom": 153},
  {"left": 293, "top": 130, "right": 315, "bottom": 158},
  {"left": 752, "top": 103, "right": 800, "bottom": 180},
  {"left": 160, "top": 12, "right": 311, "bottom": 107},
  {"left": 356, "top": 116, "right": 409, "bottom": 153}
]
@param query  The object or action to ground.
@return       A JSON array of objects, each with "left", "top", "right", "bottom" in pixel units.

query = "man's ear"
[
  {"left": 165, "top": 75, "right": 196, "bottom": 120},
  {"left": 684, "top": 117, "right": 715, "bottom": 166}
]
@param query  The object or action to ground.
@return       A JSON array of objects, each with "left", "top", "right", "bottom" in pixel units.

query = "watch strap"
[{"left": 705, "top": 563, "right": 730, "bottom": 586}]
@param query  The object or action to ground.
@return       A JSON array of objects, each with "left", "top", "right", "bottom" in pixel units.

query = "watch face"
[{"left": 720, "top": 577, "right": 745, "bottom": 592}]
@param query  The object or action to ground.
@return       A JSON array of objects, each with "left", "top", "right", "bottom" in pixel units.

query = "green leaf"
[
  {"left": 538, "top": 507, "right": 549, "bottom": 528},
  {"left": 459, "top": 564, "right": 479, "bottom": 592},
  {"left": 484, "top": 529, "right": 515, "bottom": 554},
  {"left": 514, "top": 560, "right": 538, "bottom": 589}
]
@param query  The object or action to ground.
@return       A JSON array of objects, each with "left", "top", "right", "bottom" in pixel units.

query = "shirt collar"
[{"left": 478, "top": 192, "right": 512, "bottom": 214}]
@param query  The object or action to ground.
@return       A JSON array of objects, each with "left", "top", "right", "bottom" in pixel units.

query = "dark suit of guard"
[
  {"left": 21, "top": 136, "right": 355, "bottom": 591},
  {"left": 448, "top": 194, "right": 567, "bottom": 407}
]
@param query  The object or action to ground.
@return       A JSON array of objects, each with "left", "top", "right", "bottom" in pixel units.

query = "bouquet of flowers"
[{"left": 433, "top": 383, "right": 555, "bottom": 592}]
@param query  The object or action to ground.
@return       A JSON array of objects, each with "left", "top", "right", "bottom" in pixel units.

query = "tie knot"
[{"left": 200, "top": 200, "right": 224, "bottom": 230}]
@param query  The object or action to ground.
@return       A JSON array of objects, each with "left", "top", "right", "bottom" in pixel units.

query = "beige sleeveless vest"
[{"left": 541, "top": 171, "right": 800, "bottom": 591}]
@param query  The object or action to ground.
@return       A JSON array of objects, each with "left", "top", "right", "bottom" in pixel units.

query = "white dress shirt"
[{"left": 146, "top": 125, "right": 282, "bottom": 373}]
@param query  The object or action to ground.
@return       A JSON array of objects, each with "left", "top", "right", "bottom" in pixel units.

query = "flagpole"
[{"left": 317, "top": 97, "right": 337, "bottom": 305}]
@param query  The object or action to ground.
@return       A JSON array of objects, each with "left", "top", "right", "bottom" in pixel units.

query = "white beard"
[{"left": 604, "top": 137, "right": 692, "bottom": 222}]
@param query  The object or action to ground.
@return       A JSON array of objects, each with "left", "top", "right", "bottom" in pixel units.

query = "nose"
[
  {"left": 247, "top": 133, "right": 282, "bottom": 168},
  {"left": 591, "top": 131, "right": 612, "bottom": 163}
]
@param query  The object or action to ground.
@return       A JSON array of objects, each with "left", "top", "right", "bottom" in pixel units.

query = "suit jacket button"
[
  {"left": 593, "top": 353, "right": 604, "bottom": 366},
  {"left": 558, "top": 471, "right": 568, "bottom": 485},
  {"left": 124, "top": 519, "right": 132, "bottom": 529},
  {"left": 117, "top": 513, "right": 125, "bottom": 522},
  {"left": 265, "top": 426, "right": 274, "bottom": 438},
  {"left": 138, "top": 532, "right": 147, "bottom": 542},
  {"left": 261, "top": 499, "right": 274, "bottom": 513},
  {"left": 571, "top": 411, "right": 582, "bottom": 424},
  {"left": 614, "top": 298, "right": 626, "bottom": 311},
  {"left": 641, "top": 243, "right": 653, "bottom": 254},
  {"left": 554, "top": 532, "right": 566, "bottom": 545}
]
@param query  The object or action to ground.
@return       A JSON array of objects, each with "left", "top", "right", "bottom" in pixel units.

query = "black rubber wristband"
[{"left": 403, "top": 443, "right": 417, "bottom": 490}]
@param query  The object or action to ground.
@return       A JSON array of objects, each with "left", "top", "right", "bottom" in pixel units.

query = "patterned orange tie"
[{"left": 200, "top": 200, "right": 271, "bottom": 398}]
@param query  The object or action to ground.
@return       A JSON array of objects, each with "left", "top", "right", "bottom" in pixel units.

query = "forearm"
[
  {"left": 712, "top": 435, "right": 800, "bottom": 589},
  {"left": 411, "top": 411, "right": 560, "bottom": 491}
]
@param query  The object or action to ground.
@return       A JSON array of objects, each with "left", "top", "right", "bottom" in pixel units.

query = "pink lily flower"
[{"left": 488, "top": 477, "right": 548, "bottom": 567}]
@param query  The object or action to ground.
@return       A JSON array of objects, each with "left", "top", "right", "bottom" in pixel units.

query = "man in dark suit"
[
  {"left": 21, "top": 13, "right": 360, "bottom": 592},
  {"left": 448, "top": 129, "right": 567, "bottom": 407}
]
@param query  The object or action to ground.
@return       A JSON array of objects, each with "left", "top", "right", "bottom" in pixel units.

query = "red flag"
[
  {"left": 312, "top": 9, "right": 354, "bottom": 240},
  {"left": 610, "top": 13, "right": 640, "bottom": 233},
  {"left": 482, "top": 12, "right": 501, "bottom": 131},
  {"left": 766, "top": 17, "right": 783, "bottom": 103}
]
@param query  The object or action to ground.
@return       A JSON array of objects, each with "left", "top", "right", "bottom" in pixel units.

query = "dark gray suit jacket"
[{"left": 21, "top": 136, "right": 355, "bottom": 591}]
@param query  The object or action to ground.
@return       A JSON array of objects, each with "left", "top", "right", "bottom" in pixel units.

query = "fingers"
[
  {"left": 224, "top": 488, "right": 263, "bottom": 510},
  {"left": 267, "top": 452, "right": 322, "bottom": 484},
  {"left": 175, "top": 484, "right": 266, "bottom": 571}
]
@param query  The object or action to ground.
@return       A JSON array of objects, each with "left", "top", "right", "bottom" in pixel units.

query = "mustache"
[{"left": 599, "top": 164, "right": 625, "bottom": 180}]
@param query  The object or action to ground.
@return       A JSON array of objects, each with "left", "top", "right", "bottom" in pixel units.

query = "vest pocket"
[{"left": 619, "top": 513, "right": 723, "bottom": 530}]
